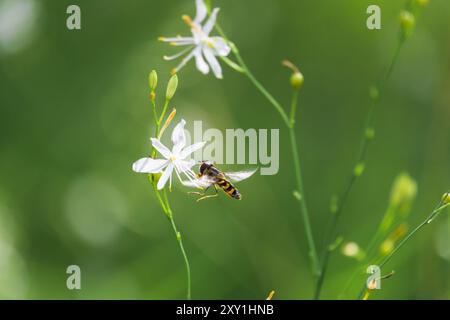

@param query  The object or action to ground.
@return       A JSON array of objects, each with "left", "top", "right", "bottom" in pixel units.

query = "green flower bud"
[
  {"left": 399, "top": 10, "right": 415, "bottom": 38},
  {"left": 354, "top": 162, "right": 365, "bottom": 177},
  {"left": 290, "top": 72, "right": 304, "bottom": 90},
  {"left": 442, "top": 192, "right": 450, "bottom": 205},
  {"left": 149, "top": 70, "right": 158, "bottom": 91},
  {"left": 369, "top": 86, "right": 379, "bottom": 101},
  {"left": 415, "top": 0, "right": 429, "bottom": 7},
  {"left": 389, "top": 173, "right": 417, "bottom": 208},
  {"left": 365, "top": 127, "right": 375, "bottom": 140},
  {"left": 166, "top": 74, "right": 178, "bottom": 100}
]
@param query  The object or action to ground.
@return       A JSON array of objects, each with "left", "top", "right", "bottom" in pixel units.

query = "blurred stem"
[
  {"left": 163, "top": 189, "right": 192, "bottom": 300},
  {"left": 314, "top": 36, "right": 406, "bottom": 300},
  {"left": 220, "top": 29, "right": 320, "bottom": 281},
  {"left": 357, "top": 201, "right": 450, "bottom": 299}
]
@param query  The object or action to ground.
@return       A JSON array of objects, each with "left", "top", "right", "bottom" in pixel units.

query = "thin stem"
[
  {"left": 229, "top": 42, "right": 319, "bottom": 278},
  {"left": 158, "top": 99, "right": 170, "bottom": 125},
  {"left": 314, "top": 36, "right": 406, "bottom": 300},
  {"left": 163, "top": 189, "right": 192, "bottom": 300},
  {"left": 232, "top": 49, "right": 291, "bottom": 127},
  {"left": 356, "top": 201, "right": 450, "bottom": 299}
]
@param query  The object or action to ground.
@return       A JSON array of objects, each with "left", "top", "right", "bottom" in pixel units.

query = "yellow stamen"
[
  {"left": 158, "top": 36, "right": 166, "bottom": 41},
  {"left": 182, "top": 15, "right": 194, "bottom": 28},
  {"left": 170, "top": 68, "right": 177, "bottom": 76}
]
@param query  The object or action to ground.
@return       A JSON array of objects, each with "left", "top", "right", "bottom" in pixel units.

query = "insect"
[{"left": 186, "top": 161, "right": 257, "bottom": 201}]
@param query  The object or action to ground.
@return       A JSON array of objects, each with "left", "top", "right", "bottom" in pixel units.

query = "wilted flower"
[
  {"left": 132, "top": 119, "right": 206, "bottom": 190},
  {"left": 159, "top": 0, "right": 231, "bottom": 79}
]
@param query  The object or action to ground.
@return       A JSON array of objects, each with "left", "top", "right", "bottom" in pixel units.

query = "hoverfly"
[{"left": 185, "top": 161, "right": 257, "bottom": 201}]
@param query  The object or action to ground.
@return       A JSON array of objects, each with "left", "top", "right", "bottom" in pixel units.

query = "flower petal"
[
  {"left": 202, "top": 8, "right": 219, "bottom": 35},
  {"left": 132, "top": 158, "right": 168, "bottom": 173},
  {"left": 160, "top": 37, "right": 195, "bottom": 45},
  {"left": 210, "top": 37, "right": 231, "bottom": 56},
  {"left": 171, "top": 119, "right": 187, "bottom": 155},
  {"left": 151, "top": 138, "right": 172, "bottom": 159},
  {"left": 203, "top": 47, "right": 223, "bottom": 79},
  {"left": 173, "top": 49, "right": 196, "bottom": 73},
  {"left": 194, "top": 0, "right": 208, "bottom": 25},
  {"left": 163, "top": 46, "right": 194, "bottom": 61},
  {"left": 180, "top": 141, "right": 207, "bottom": 159},
  {"left": 194, "top": 48, "right": 209, "bottom": 74},
  {"left": 157, "top": 162, "right": 174, "bottom": 190}
]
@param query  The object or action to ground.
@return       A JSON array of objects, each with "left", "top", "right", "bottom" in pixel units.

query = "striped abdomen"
[{"left": 216, "top": 178, "right": 241, "bottom": 200}]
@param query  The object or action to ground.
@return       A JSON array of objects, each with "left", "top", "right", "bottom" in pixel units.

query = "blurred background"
[{"left": 0, "top": 0, "right": 449, "bottom": 299}]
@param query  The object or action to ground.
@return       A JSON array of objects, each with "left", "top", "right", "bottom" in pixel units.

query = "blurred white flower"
[
  {"left": 159, "top": 0, "right": 231, "bottom": 79},
  {"left": 132, "top": 119, "right": 206, "bottom": 190}
]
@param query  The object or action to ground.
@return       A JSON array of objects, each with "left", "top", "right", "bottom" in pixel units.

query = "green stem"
[
  {"left": 314, "top": 36, "right": 405, "bottom": 300},
  {"left": 357, "top": 201, "right": 450, "bottom": 299},
  {"left": 163, "top": 189, "right": 192, "bottom": 300},
  {"left": 229, "top": 43, "right": 319, "bottom": 279},
  {"left": 158, "top": 99, "right": 170, "bottom": 125}
]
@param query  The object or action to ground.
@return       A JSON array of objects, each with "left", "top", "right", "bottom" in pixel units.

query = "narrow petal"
[
  {"left": 151, "top": 138, "right": 172, "bottom": 159},
  {"left": 171, "top": 119, "right": 187, "bottom": 155},
  {"left": 159, "top": 37, "right": 195, "bottom": 44},
  {"left": 194, "top": 48, "right": 209, "bottom": 74},
  {"left": 132, "top": 158, "right": 168, "bottom": 173},
  {"left": 173, "top": 49, "right": 196, "bottom": 73},
  {"left": 163, "top": 46, "right": 194, "bottom": 61},
  {"left": 194, "top": 0, "right": 208, "bottom": 24},
  {"left": 177, "top": 159, "right": 197, "bottom": 172},
  {"left": 203, "top": 47, "right": 223, "bottom": 79},
  {"left": 202, "top": 8, "right": 219, "bottom": 35},
  {"left": 157, "top": 162, "right": 174, "bottom": 190},
  {"left": 180, "top": 141, "right": 207, "bottom": 159},
  {"left": 210, "top": 37, "right": 231, "bottom": 56}
]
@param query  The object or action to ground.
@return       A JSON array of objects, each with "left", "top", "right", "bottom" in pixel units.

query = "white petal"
[
  {"left": 177, "top": 159, "right": 197, "bottom": 172},
  {"left": 194, "top": 0, "right": 208, "bottom": 24},
  {"left": 160, "top": 37, "right": 195, "bottom": 44},
  {"left": 171, "top": 119, "right": 187, "bottom": 155},
  {"left": 151, "top": 138, "right": 172, "bottom": 159},
  {"left": 132, "top": 158, "right": 168, "bottom": 173},
  {"left": 203, "top": 48, "right": 223, "bottom": 79},
  {"left": 163, "top": 46, "right": 194, "bottom": 61},
  {"left": 202, "top": 8, "right": 219, "bottom": 35},
  {"left": 180, "top": 141, "right": 207, "bottom": 159},
  {"left": 193, "top": 47, "right": 209, "bottom": 74},
  {"left": 157, "top": 162, "right": 174, "bottom": 190},
  {"left": 173, "top": 49, "right": 196, "bottom": 73},
  {"left": 210, "top": 37, "right": 231, "bottom": 56}
]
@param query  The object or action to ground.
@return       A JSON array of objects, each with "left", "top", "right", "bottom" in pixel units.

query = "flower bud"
[
  {"left": 353, "top": 162, "right": 365, "bottom": 177},
  {"left": 442, "top": 192, "right": 450, "bottom": 205},
  {"left": 290, "top": 72, "right": 304, "bottom": 90},
  {"left": 166, "top": 74, "right": 178, "bottom": 100},
  {"left": 369, "top": 86, "right": 379, "bottom": 101},
  {"left": 149, "top": 70, "right": 158, "bottom": 91},
  {"left": 399, "top": 10, "right": 415, "bottom": 38},
  {"left": 415, "top": 0, "right": 429, "bottom": 7},
  {"left": 389, "top": 173, "right": 417, "bottom": 208}
]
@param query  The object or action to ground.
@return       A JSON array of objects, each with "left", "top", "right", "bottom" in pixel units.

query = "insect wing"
[
  {"left": 182, "top": 175, "right": 215, "bottom": 189},
  {"left": 224, "top": 168, "right": 257, "bottom": 183}
]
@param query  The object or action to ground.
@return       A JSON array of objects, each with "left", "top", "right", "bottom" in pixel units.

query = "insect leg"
[{"left": 196, "top": 185, "right": 219, "bottom": 202}]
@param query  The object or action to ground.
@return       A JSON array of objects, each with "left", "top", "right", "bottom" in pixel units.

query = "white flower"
[
  {"left": 159, "top": 0, "right": 231, "bottom": 79},
  {"left": 132, "top": 119, "right": 206, "bottom": 190}
]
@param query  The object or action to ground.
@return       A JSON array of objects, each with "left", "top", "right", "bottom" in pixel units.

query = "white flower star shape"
[
  {"left": 159, "top": 0, "right": 231, "bottom": 79},
  {"left": 132, "top": 119, "right": 206, "bottom": 190}
]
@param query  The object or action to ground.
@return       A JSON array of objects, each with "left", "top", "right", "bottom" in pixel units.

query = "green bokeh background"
[{"left": 0, "top": 0, "right": 449, "bottom": 299}]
